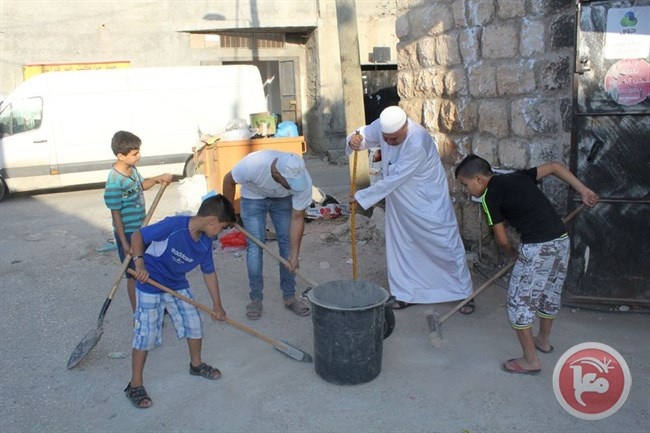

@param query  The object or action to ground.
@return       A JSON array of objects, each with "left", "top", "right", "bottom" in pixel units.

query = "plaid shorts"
[
  {"left": 132, "top": 289, "right": 203, "bottom": 351},
  {"left": 507, "top": 235, "right": 570, "bottom": 329}
]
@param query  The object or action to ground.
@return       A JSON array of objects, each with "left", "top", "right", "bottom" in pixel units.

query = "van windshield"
[{"left": 0, "top": 97, "right": 43, "bottom": 137}]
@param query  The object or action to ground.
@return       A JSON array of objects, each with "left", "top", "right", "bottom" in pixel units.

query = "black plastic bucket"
[{"left": 306, "top": 280, "right": 391, "bottom": 385}]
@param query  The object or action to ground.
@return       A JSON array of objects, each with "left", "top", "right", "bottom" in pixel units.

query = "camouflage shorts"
[{"left": 507, "top": 235, "right": 570, "bottom": 329}]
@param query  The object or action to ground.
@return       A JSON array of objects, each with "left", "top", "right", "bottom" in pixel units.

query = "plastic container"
[
  {"left": 249, "top": 112, "right": 279, "bottom": 136},
  {"left": 306, "top": 280, "right": 391, "bottom": 385}
]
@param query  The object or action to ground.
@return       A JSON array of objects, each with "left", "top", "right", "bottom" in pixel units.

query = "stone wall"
[{"left": 395, "top": 0, "right": 576, "bottom": 259}]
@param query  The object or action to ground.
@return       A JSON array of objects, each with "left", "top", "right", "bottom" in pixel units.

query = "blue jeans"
[{"left": 240, "top": 196, "right": 295, "bottom": 301}]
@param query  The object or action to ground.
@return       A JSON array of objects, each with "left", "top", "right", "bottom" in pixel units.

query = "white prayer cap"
[
  {"left": 276, "top": 153, "right": 309, "bottom": 191},
  {"left": 379, "top": 106, "right": 407, "bottom": 133}
]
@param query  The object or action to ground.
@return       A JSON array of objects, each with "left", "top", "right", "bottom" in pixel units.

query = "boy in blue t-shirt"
[
  {"left": 124, "top": 194, "right": 236, "bottom": 409},
  {"left": 103, "top": 130, "right": 172, "bottom": 311},
  {"left": 455, "top": 155, "right": 598, "bottom": 375}
]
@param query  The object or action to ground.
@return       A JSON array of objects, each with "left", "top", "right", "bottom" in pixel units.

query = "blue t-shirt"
[
  {"left": 104, "top": 166, "right": 146, "bottom": 234},
  {"left": 137, "top": 216, "right": 216, "bottom": 294}
]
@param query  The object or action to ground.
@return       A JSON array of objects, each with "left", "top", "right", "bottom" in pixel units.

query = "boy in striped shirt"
[{"left": 104, "top": 130, "right": 172, "bottom": 311}]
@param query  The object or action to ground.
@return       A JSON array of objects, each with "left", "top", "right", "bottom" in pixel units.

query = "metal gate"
[{"left": 566, "top": 0, "right": 650, "bottom": 306}]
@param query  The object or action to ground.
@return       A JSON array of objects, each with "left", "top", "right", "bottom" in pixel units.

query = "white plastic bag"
[{"left": 177, "top": 175, "right": 208, "bottom": 215}]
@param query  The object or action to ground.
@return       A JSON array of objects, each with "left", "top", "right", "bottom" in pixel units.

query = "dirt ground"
[{"left": 1, "top": 159, "right": 649, "bottom": 433}]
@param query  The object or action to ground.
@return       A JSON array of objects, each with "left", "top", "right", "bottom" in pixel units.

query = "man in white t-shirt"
[{"left": 222, "top": 150, "right": 312, "bottom": 320}]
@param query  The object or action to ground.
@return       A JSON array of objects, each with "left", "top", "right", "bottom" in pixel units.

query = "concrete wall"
[
  {"left": 394, "top": 0, "right": 576, "bottom": 258},
  {"left": 0, "top": 0, "right": 412, "bottom": 157}
]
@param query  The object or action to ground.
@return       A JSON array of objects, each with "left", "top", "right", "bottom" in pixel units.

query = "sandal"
[
  {"left": 189, "top": 362, "right": 222, "bottom": 380},
  {"left": 284, "top": 297, "right": 311, "bottom": 317},
  {"left": 124, "top": 382, "right": 153, "bottom": 409},
  {"left": 246, "top": 300, "right": 263, "bottom": 320},
  {"left": 459, "top": 299, "right": 475, "bottom": 315},
  {"left": 389, "top": 300, "right": 413, "bottom": 310}
]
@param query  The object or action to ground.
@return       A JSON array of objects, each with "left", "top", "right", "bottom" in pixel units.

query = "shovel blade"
[
  {"left": 67, "top": 327, "right": 103, "bottom": 369},
  {"left": 274, "top": 340, "right": 313, "bottom": 363}
]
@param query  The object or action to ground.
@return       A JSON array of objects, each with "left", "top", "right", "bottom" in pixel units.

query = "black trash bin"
[{"left": 306, "top": 280, "right": 391, "bottom": 385}]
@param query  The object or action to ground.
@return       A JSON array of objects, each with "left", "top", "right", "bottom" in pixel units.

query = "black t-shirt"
[{"left": 482, "top": 168, "right": 567, "bottom": 243}]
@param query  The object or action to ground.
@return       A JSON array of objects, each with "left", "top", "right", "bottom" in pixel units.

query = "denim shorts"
[
  {"left": 132, "top": 289, "right": 203, "bottom": 351},
  {"left": 507, "top": 235, "right": 570, "bottom": 329}
]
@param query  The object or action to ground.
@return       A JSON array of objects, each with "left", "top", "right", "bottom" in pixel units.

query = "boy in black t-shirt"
[{"left": 455, "top": 155, "right": 598, "bottom": 375}]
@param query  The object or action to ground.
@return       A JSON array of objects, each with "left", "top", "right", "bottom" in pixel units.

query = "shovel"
[
  {"left": 67, "top": 182, "right": 168, "bottom": 369},
  {"left": 126, "top": 270, "right": 312, "bottom": 363},
  {"left": 427, "top": 204, "right": 587, "bottom": 348}
]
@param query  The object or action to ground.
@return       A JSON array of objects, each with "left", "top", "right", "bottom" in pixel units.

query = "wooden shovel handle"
[
  {"left": 350, "top": 150, "right": 358, "bottom": 280},
  {"left": 234, "top": 223, "right": 319, "bottom": 287}
]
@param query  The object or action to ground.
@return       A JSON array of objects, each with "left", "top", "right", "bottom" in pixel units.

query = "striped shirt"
[{"left": 104, "top": 167, "right": 146, "bottom": 233}]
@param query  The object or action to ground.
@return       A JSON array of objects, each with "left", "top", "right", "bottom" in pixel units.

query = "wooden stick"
[{"left": 350, "top": 148, "right": 359, "bottom": 280}]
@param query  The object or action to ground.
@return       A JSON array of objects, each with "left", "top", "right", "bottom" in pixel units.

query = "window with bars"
[{"left": 218, "top": 32, "right": 285, "bottom": 49}]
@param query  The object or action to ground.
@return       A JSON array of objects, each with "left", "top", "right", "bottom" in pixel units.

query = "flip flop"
[
  {"left": 500, "top": 358, "right": 541, "bottom": 375},
  {"left": 535, "top": 342, "right": 554, "bottom": 353},
  {"left": 389, "top": 300, "right": 414, "bottom": 310}
]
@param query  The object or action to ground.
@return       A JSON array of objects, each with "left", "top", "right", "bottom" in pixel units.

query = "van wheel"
[
  {"left": 183, "top": 158, "right": 197, "bottom": 178},
  {"left": 0, "top": 177, "right": 7, "bottom": 202}
]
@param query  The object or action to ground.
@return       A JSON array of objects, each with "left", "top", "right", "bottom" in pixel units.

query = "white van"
[{"left": 0, "top": 65, "right": 267, "bottom": 200}]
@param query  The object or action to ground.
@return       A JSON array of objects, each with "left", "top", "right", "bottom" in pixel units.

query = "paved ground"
[{"left": 0, "top": 154, "right": 648, "bottom": 433}]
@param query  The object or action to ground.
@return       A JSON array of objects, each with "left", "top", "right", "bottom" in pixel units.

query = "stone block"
[
  {"left": 559, "top": 98, "right": 572, "bottom": 132},
  {"left": 397, "top": 71, "right": 415, "bottom": 98},
  {"left": 430, "top": 67, "right": 446, "bottom": 97},
  {"left": 444, "top": 68, "right": 469, "bottom": 97},
  {"left": 511, "top": 98, "right": 560, "bottom": 136},
  {"left": 417, "top": 37, "right": 437, "bottom": 67},
  {"left": 402, "top": 99, "right": 425, "bottom": 124},
  {"left": 436, "top": 34, "right": 462, "bottom": 66},
  {"left": 530, "top": 0, "right": 572, "bottom": 16},
  {"left": 423, "top": 99, "right": 442, "bottom": 131},
  {"left": 470, "top": 0, "right": 496, "bottom": 26},
  {"left": 396, "top": 14, "right": 410, "bottom": 39},
  {"left": 550, "top": 12, "right": 575, "bottom": 49},
  {"left": 409, "top": 5, "right": 443, "bottom": 39},
  {"left": 538, "top": 55, "right": 571, "bottom": 90},
  {"left": 478, "top": 99, "right": 510, "bottom": 138},
  {"left": 521, "top": 18, "right": 545, "bottom": 56},
  {"left": 472, "top": 135, "right": 498, "bottom": 163},
  {"left": 452, "top": 0, "right": 468, "bottom": 28},
  {"left": 414, "top": 69, "right": 435, "bottom": 98},
  {"left": 482, "top": 23, "right": 519, "bottom": 59},
  {"left": 529, "top": 138, "right": 566, "bottom": 167},
  {"left": 427, "top": 5, "right": 455, "bottom": 35},
  {"left": 496, "top": 60, "right": 536, "bottom": 95},
  {"left": 439, "top": 99, "right": 478, "bottom": 134},
  {"left": 397, "top": 41, "right": 420, "bottom": 70},
  {"left": 459, "top": 28, "right": 481, "bottom": 63},
  {"left": 498, "top": 138, "right": 529, "bottom": 168},
  {"left": 468, "top": 62, "right": 497, "bottom": 97},
  {"left": 497, "top": 0, "right": 526, "bottom": 19},
  {"left": 434, "top": 133, "right": 461, "bottom": 161}
]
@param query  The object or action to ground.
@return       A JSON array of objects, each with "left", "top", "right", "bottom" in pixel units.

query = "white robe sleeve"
[
  {"left": 354, "top": 139, "right": 428, "bottom": 210},
  {"left": 344, "top": 121, "right": 383, "bottom": 156}
]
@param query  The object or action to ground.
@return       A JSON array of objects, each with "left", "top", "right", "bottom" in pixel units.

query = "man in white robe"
[{"left": 346, "top": 106, "right": 473, "bottom": 309}]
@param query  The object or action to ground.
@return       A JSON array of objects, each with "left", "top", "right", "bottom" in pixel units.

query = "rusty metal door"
[{"left": 566, "top": 0, "right": 650, "bottom": 306}]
